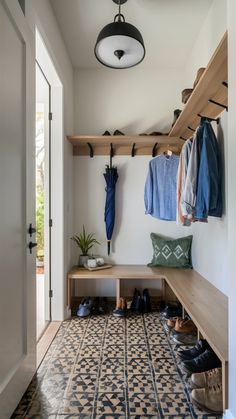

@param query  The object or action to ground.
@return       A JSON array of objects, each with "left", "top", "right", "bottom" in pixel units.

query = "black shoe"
[
  {"left": 113, "top": 129, "right": 124, "bottom": 135},
  {"left": 181, "top": 349, "right": 221, "bottom": 374},
  {"left": 177, "top": 339, "right": 209, "bottom": 361},
  {"left": 103, "top": 130, "right": 111, "bottom": 135},
  {"left": 131, "top": 289, "right": 143, "bottom": 314},
  {"left": 143, "top": 288, "right": 152, "bottom": 313},
  {"left": 161, "top": 302, "right": 182, "bottom": 319}
]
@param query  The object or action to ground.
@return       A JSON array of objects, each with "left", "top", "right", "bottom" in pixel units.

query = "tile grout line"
[
  {"left": 92, "top": 313, "right": 109, "bottom": 419},
  {"left": 142, "top": 312, "right": 163, "bottom": 419},
  {"left": 124, "top": 314, "right": 129, "bottom": 419}
]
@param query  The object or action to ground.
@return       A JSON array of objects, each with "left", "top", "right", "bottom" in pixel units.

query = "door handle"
[
  {"left": 29, "top": 241, "right": 37, "bottom": 254},
  {"left": 28, "top": 223, "right": 36, "bottom": 237}
]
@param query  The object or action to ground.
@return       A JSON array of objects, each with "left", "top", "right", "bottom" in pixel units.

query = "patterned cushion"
[{"left": 149, "top": 233, "right": 193, "bottom": 268}]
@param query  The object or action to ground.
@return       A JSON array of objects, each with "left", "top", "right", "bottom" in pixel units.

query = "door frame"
[{"left": 0, "top": 0, "right": 36, "bottom": 417}]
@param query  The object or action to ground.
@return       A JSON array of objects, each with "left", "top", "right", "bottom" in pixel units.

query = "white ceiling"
[{"left": 50, "top": 0, "right": 214, "bottom": 69}]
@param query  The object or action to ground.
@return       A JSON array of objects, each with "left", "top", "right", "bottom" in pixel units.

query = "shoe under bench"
[{"left": 67, "top": 264, "right": 228, "bottom": 411}]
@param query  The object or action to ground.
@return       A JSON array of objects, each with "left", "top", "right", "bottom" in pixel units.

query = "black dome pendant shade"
[{"left": 94, "top": 0, "right": 145, "bottom": 69}]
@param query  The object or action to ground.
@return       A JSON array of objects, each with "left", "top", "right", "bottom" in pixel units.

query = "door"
[
  {"left": 36, "top": 63, "right": 52, "bottom": 340},
  {"left": 0, "top": 1, "right": 36, "bottom": 417}
]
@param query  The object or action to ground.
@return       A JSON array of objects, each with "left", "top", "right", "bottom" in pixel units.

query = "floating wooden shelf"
[
  {"left": 67, "top": 135, "right": 184, "bottom": 156},
  {"left": 169, "top": 32, "right": 228, "bottom": 140}
]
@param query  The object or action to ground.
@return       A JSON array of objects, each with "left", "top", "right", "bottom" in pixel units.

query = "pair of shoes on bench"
[
  {"left": 190, "top": 367, "right": 223, "bottom": 414},
  {"left": 130, "top": 288, "right": 152, "bottom": 314}
]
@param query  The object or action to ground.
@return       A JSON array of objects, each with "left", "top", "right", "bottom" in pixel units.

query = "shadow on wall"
[
  {"left": 111, "top": 161, "right": 128, "bottom": 254},
  {"left": 217, "top": 120, "right": 226, "bottom": 216}
]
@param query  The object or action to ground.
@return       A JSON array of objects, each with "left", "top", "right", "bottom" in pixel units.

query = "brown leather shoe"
[
  {"left": 120, "top": 297, "right": 127, "bottom": 310},
  {"left": 174, "top": 318, "right": 197, "bottom": 334},
  {"left": 166, "top": 316, "right": 181, "bottom": 329},
  {"left": 182, "top": 88, "right": 193, "bottom": 104},
  {"left": 193, "top": 67, "right": 206, "bottom": 89},
  {"left": 191, "top": 384, "right": 223, "bottom": 413},
  {"left": 191, "top": 368, "right": 222, "bottom": 389}
]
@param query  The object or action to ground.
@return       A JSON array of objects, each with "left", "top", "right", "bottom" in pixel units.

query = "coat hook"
[
  {"left": 152, "top": 142, "right": 158, "bottom": 157},
  {"left": 131, "top": 143, "right": 136, "bottom": 157},
  {"left": 110, "top": 143, "right": 114, "bottom": 168},
  {"left": 87, "top": 143, "right": 94, "bottom": 158},
  {"left": 187, "top": 126, "right": 195, "bottom": 132},
  {"left": 197, "top": 114, "right": 220, "bottom": 124},
  {"left": 222, "top": 81, "right": 228, "bottom": 88},
  {"left": 208, "top": 99, "right": 228, "bottom": 111},
  {"left": 180, "top": 136, "right": 187, "bottom": 141}
]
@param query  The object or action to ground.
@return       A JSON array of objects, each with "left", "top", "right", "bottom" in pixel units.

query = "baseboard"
[{"left": 224, "top": 409, "right": 235, "bottom": 419}]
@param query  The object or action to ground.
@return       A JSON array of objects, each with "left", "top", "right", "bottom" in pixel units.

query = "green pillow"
[{"left": 149, "top": 233, "right": 193, "bottom": 268}]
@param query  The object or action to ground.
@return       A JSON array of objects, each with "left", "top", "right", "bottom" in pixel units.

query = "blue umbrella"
[{"left": 104, "top": 164, "right": 118, "bottom": 255}]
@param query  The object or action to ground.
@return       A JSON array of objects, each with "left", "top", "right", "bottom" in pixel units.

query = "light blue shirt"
[{"left": 144, "top": 154, "right": 179, "bottom": 221}]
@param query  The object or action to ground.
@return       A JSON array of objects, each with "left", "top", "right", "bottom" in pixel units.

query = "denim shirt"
[
  {"left": 195, "top": 119, "right": 222, "bottom": 219},
  {"left": 144, "top": 154, "right": 179, "bottom": 221}
]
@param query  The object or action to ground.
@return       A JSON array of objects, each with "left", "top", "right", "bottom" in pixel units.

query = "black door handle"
[
  {"left": 28, "top": 223, "right": 36, "bottom": 237},
  {"left": 29, "top": 241, "right": 37, "bottom": 254}
]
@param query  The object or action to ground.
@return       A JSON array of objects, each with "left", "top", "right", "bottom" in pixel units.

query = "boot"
[
  {"left": 191, "top": 367, "right": 222, "bottom": 389},
  {"left": 191, "top": 384, "right": 223, "bottom": 414},
  {"left": 131, "top": 289, "right": 143, "bottom": 314},
  {"left": 143, "top": 288, "right": 152, "bottom": 313}
]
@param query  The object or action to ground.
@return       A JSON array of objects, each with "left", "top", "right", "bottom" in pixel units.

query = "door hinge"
[
  {"left": 49, "top": 219, "right": 53, "bottom": 227},
  {"left": 49, "top": 289, "right": 53, "bottom": 298},
  {"left": 49, "top": 112, "right": 53, "bottom": 121}
]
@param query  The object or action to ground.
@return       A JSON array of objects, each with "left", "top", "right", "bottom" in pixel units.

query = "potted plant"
[{"left": 71, "top": 225, "right": 100, "bottom": 266}]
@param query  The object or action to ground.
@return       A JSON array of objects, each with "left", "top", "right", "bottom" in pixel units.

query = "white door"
[{"left": 0, "top": 1, "right": 36, "bottom": 418}]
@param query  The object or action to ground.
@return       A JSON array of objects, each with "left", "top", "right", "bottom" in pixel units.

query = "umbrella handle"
[
  {"left": 110, "top": 143, "right": 114, "bottom": 168},
  {"left": 107, "top": 240, "right": 111, "bottom": 255}
]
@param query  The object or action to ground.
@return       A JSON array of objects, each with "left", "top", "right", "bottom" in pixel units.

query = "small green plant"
[{"left": 71, "top": 225, "right": 100, "bottom": 255}]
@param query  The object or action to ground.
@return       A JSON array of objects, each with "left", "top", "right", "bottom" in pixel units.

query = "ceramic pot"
[{"left": 78, "top": 255, "right": 89, "bottom": 267}]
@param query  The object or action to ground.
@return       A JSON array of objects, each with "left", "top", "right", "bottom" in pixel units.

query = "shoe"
[
  {"left": 91, "top": 297, "right": 107, "bottom": 315},
  {"left": 193, "top": 67, "right": 205, "bottom": 89},
  {"left": 143, "top": 288, "right": 152, "bottom": 313},
  {"left": 171, "top": 333, "right": 197, "bottom": 346},
  {"left": 181, "top": 349, "right": 221, "bottom": 374},
  {"left": 172, "top": 109, "right": 182, "bottom": 127},
  {"left": 182, "top": 88, "right": 193, "bottom": 104},
  {"left": 163, "top": 316, "right": 180, "bottom": 333},
  {"left": 191, "top": 384, "right": 223, "bottom": 414},
  {"left": 103, "top": 130, "right": 111, "bottom": 135},
  {"left": 131, "top": 289, "right": 143, "bottom": 314},
  {"left": 77, "top": 297, "right": 92, "bottom": 317},
  {"left": 191, "top": 367, "right": 222, "bottom": 389},
  {"left": 174, "top": 318, "right": 197, "bottom": 334},
  {"left": 160, "top": 302, "right": 182, "bottom": 319},
  {"left": 113, "top": 129, "right": 124, "bottom": 135},
  {"left": 177, "top": 339, "right": 209, "bottom": 361},
  {"left": 113, "top": 297, "right": 126, "bottom": 317}
]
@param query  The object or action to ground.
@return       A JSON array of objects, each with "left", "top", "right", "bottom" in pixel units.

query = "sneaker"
[
  {"left": 181, "top": 349, "right": 221, "bottom": 374},
  {"left": 191, "top": 367, "right": 222, "bottom": 389},
  {"left": 191, "top": 384, "right": 223, "bottom": 414},
  {"left": 171, "top": 333, "right": 197, "bottom": 346},
  {"left": 113, "top": 297, "right": 126, "bottom": 317},
  {"left": 163, "top": 316, "right": 180, "bottom": 333},
  {"left": 182, "top": 88, "right": 193, "bottom": 104},
  {"left": 177, "top": 339, "right": 209, "bottom": 361},
  {"left": 143, "top": 288, "right": 152, "bottom": 313},
  {"left": 102, "top": 130, "right": 111, "bottom": 135},
  {"left": 160, "top": 302, "right": 182, "bottom": 319},
  {"left": 113, "top": 129, "right": 124, "bottom": 135},
  {"left": 77, "top": 298, "right": 92, "bottom": 317}
]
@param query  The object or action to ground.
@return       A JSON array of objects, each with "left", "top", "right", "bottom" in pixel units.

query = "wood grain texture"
[{"left": 169, "top": 32, "right": 228, "bottom": 140}]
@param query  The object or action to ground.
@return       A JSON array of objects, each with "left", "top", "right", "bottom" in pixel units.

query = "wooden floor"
[{"left": 37, "top": 321, "right": 61, "bottom": 368}]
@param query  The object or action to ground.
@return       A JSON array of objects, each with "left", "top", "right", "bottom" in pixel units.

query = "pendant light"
[{"left": 94, "top": 0, "right": 145, "bottom": 69}]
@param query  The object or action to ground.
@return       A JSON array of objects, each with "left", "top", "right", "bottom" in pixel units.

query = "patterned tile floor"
[{"left": 12, "top": 309, "right": 222, "bottom": 419}]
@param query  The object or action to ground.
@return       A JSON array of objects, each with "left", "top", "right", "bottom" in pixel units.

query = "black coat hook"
[
  {"left": 222, "top": 81, "right": 228, "bottom": 88},
  {"left": 180, "top": 136, "right": 188, "bottom": 141},
  {"left": 152, "top": 143, "right": 158, "bottom": 157},
  {"left": 197, "top": 114, "right": 220, "bottom": 124},
  {"left": 187, "top": 126, "right": 195, "bottom": 132},
  {"left": 208, "top": 99, "right": 228, "bottom": 111},
  {"left": 87, "top": 143, "right": 94, "bottom": 158},
  {"left": 131, "top": 143, "right": 136, "bottom": 157}
]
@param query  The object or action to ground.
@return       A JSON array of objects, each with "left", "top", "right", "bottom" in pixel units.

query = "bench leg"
[
  {"left": 222, "top": 361, "right": 228, "bottom": 411},
  {"left": 116, "top": 278, "right": 120, "bottom": 307}
]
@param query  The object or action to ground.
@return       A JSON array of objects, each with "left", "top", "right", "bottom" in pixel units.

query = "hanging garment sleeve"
[{"left": 144, "top": 161, "right": 154, "bottom": 215}]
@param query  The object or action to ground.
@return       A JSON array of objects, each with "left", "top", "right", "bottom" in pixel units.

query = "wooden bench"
[{"left": 67, "top": 264, "right": 228, "bottom": 410}]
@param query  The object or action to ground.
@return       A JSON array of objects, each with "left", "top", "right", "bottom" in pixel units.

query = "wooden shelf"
[
  {"left": 67, "top": 135, "right": 184, "bottom": 156},
  {"left": 169, "top": 32, "right": 228, "bottom": 140}
]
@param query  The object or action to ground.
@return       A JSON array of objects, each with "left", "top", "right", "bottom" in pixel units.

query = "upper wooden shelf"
[
  {"left": 169, "top": 32, "right": 228, "bottom": 140},
  {"left": 67, "top": 135, "right": 184, "bottom": 156}
]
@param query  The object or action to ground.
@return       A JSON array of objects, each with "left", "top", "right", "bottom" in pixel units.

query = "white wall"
[
  {"left": 73, "top": 0, "right": 228, "bottom": 297},
  {"left": 26, "top": 0, "right": 74, "bottom": 318},
  {"left": 227, "top": 0, "right": 236, "bottom": 417}
]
